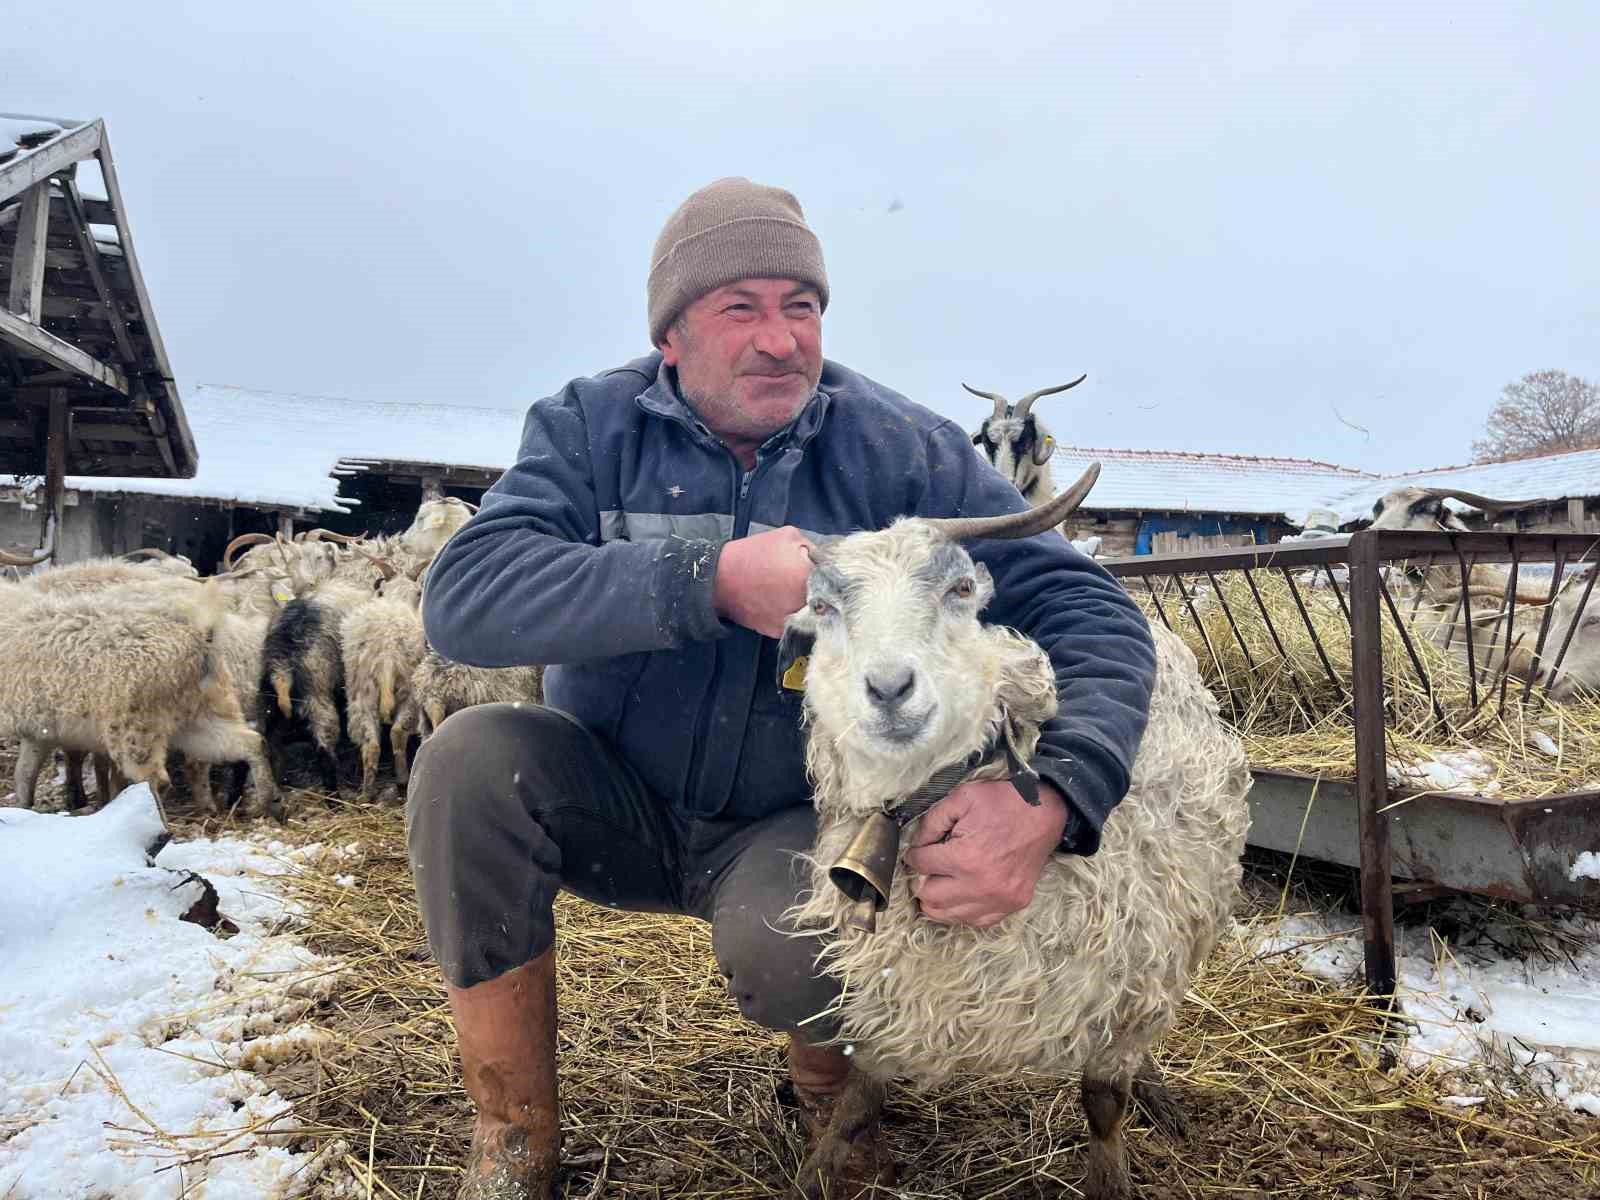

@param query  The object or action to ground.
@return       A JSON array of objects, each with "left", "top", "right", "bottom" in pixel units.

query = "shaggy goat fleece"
[
  {"left": 790, "top": 620, "right": 1251, "bottom": 1087},
  {"left": 411, "top": 650, "right": 544, "bottom": 736},
  {"left": 341, "top": 594, "right": 427, "bottom": 797},
  {"left": 0, "top": 581, "right": 268, "bottom": 807}
]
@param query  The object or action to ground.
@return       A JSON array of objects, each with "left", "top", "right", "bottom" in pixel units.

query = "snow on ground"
[
  {"left": 0, "top": 788, "right": 351, "bottom": 1199},
  {"left": 1244, "top": 906, "right": 1600, "bottom": 1117}
]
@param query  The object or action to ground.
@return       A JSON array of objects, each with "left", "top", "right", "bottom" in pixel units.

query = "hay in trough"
[
  {"left": 232, "top": 801, "right": 1599, "bottom": 1199},
  {"left": 1133, "top": 570, "right": 1600, "bottom": 798}
]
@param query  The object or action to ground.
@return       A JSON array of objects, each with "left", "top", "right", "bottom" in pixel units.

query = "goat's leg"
[
  {"left": 390, "top": 702, "right": 415, "bottom": 787},
  {"left": 62, "top": 749, "right": 89, "bottom": 810},
  {"left": 1131, "top": 1054, "right": 1187, "bottom": 1139},
  {"left": 186, "top": 757, "right": 218, "bottom": 815},
  {"left": 173, "top": 719, "right": 283, "bottom": 823},
  {"left": 14, "top": 738, "right": 49, "bottom": 809},
  {"left": 793, "top": 1069, "right": 892, "bottom": 1200},
  {"left": 346, "top": 705, "right": 379, "bottom": 800},
  {"left": 303, "top": 693, "right": 343, "bottom": 795},
  {"left": 1081, "top": 1076, "right": 1133, "bottom": 1200},
  {"left": 93, "top": 753, "right": 113, "bottom": 804}
]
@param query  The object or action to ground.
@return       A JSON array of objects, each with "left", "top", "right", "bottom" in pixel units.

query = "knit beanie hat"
[{"left": 647, "top": 177, "right": 829, "bottom": 344}]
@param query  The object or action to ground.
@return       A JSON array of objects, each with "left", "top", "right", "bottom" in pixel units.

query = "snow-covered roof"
[
  {"left": 5, "top": 383, "right": 525, "bottom": 513},
  {"left": 1320, "top": 448, "right": 1600, "bottom": 525},
  {"left": 1049, "top": 447, "right": 1372, "bottom": 521}
]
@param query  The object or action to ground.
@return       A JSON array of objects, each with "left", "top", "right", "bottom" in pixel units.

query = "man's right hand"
[{"left": 713, "top": 526, "right": 814, "bottom": 638}]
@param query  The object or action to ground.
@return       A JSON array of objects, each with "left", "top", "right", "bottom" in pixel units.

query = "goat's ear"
[
  {"left": 1031, "top": 432, "right": 1056, "bottom": 466},
  {"left": 972, "top": 561, "right": 996, "bottom": 608},
  {"left": 776, "top": 612, "right": 817, "bottom": 690},
  {"left": 971, "top": 429, "right": 985, "bottom": 447}
]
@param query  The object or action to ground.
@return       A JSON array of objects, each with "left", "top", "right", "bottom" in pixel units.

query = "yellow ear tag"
[
  {"left": 271, "top": 581, "right": 295, "bottom": 606},
  {"left": 782, "top": 656, "right": 809, "bottom": 691}
]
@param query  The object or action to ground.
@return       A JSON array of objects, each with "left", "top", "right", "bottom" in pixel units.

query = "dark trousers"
[{"left": 406, "top": 703, "right": 840, "bottom": 1038}]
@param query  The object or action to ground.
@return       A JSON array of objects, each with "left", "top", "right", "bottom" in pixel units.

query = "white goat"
[
  {"left": 341, "top": 567, "right": 427, "bottom": 800},
  {"left": 410, "top": 649, "right": 544, "bottom": 738},
  {"left": 967, "top": 376, "right": 1087, "bottom": 508},
  {"left": 781, "top": 468, "right": 1251, "bottom": 1200},
  {"left": 0, "top": 580, "right": 280, "bottom": 818}
]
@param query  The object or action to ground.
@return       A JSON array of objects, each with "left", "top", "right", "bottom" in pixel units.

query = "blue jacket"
[{"left": 422, "top": 354, "right": 1155, "bottom": 853}]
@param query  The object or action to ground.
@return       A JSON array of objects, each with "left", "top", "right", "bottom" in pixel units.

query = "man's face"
[{"left": 659, "top": 278, "right": 823, "bottom": 449}]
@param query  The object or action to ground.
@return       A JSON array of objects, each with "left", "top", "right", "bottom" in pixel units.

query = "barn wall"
[{"left": 0, "top": 494, "right": 99, "bottom": 562}]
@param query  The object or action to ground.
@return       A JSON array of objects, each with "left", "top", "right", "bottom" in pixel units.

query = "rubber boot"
[
  {"left": 449, "top": 948, "right": 561, "bottom": 1200},
  {"left": 790, "top": 1037, "right": 897, "bottom": 1199}
]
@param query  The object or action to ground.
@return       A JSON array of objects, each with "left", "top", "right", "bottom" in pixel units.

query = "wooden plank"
[
  {"left": 6, "top": 182, "right": 50, "bottom": 321},
  {"left": 0, "top": 121, "right": 102, "bottom": 206},
  {"left": 57, "top": 179, "right": 136, "bottom": 365},
  {"left": 0, "top": 306, "right": 128, "bottom": 393},
  {"left": 72, "top": 420, "right": 151, "bottom": 442},
  {"left": 1570, "top": 498, "right": 1586, "bottom": 532},
  {"left": 39, "top": 389, "right": 67, "bottom": 557},
  {"left": 93, "top": 138, "right": 196, "bottom": 476}
]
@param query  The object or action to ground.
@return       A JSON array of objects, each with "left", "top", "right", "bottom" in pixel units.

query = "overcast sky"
[{"left": 11, "top": 2, "right": 1598, "bottom": 474}]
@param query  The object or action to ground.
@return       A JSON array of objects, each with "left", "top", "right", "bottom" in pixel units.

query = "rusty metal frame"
[{"left": 1104, "top": 530, "right": 1600, "bottom": 998}]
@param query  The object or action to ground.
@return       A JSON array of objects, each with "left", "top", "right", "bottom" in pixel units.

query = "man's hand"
[
  {"left": 902, "top": 779, "right": 1069, "bottom": 928},
  {"left": 713, "top": 526, "right": 814, "bottom": 638}
]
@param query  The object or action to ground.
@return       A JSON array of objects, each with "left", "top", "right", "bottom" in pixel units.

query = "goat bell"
[{"left": 828, "top": 812, "right": 900, "bottom": 934}]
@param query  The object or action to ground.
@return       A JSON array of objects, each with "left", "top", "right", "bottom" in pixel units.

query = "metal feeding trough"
[{"left": 1104, "top": 530, "right": 1600, "bottom": 996}]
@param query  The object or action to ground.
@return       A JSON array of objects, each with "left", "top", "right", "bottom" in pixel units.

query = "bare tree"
[{"left": 1472, "top": 370, "right": 1600, "bottom": 461}]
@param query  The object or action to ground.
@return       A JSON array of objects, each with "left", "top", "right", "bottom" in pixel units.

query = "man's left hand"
[{"left": 902, "top": 779, "right": 1069, "bottom": 928}]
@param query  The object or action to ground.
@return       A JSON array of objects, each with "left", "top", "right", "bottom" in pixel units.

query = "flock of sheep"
[{"left": 0, "top": 495, "right": 541, "bottom": 819}]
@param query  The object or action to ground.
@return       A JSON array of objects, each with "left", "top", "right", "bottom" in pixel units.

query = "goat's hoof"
[{"left": 1132, "top": 1077, "right": 1188, "bottom": 1139}]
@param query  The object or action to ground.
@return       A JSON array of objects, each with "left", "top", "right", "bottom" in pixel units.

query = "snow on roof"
[
  {"left": 18, "top": 383, "right": 526, "bottom": 513},
  {"left": 1320, "top": 447, "right": 1600, "bottom": 524},
  {"left": 1049, "top": 446, "right": 1372, "bottom": 520}
]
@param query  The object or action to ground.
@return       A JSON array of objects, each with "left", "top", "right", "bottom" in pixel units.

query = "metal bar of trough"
[
  {"left": 1347, "top": 531, "right": 1397, "bottom": 999},
  {"left": 1279, "top": 567, "right": 1345, "bottom": 699},
  {"left": 1520, "top": 551, "right": 1566, "bottom": 708}
]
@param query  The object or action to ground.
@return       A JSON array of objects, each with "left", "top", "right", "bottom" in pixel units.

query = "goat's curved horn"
[
  {"left": 459, "top": 500, "right": 480, "bottom": 513},
  {"left": 920, "top": 462, "right": 1102, "bottom": 542},
  {"left": 1416, "top": 487, "right": 1547, "bottom": 512},
  {"left": 0, "top": 543, "right": 53, "bottom": 567},
  {"left": 299, "top": 528, "right": 369, "bottom": 545},
  {"left": 222, "top": 532, "right": 275, "bottom": 570},
  {"left": 962, "top": 383, "right": 1011, "bottom": 423},
  {"left": 1013, "top": 374, "right": 1088, "bottom": 419},
  {"left": 353, "top": 544, "right": 398, "bottom": 581},
  {"left": 121, "top": 547, "right": 174, "bottom": 562}
]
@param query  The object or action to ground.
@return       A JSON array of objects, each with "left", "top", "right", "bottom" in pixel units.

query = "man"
[{"left": 409, "top": 177, "right": 1156, "bottom": 1199}]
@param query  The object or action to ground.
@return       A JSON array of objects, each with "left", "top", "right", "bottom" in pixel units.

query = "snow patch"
[
  {"left": 1569, "top": 852, "right": 1600, "bottom": 883},
  {"left": 0, "top": 787, "right": 344, "bottom": 1198}
]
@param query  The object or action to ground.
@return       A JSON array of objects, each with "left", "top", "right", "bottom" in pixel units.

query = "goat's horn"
[
  {"left": 921, "top": 462, "right": 1101, "bottom": 542},
  {"left": 459, "top": 500, "right": 480, "bottom": 513},
  {"left": 1416, "top": 487, "right": 1547, "bottom": 512},
  {"left": 962, "top": 383, "right": 1011, "bottom": 423},
  {"left": 121, "top": 547, "right": 174, "bottom": 562},
  {"left": 353, "top": 544, "right": 398, "bottom": 580},
  {"left": 1013, "top": 374, "right": 1087, "bottom": 419},
  {"left": 299, "top": 528, "right": 368, "bottom": 545},
  {"left": 222, "top": 532, "right": 274, "bottom": 569},
  {"left": 0, "top": 543, "right": 54, "bottom": 567}
]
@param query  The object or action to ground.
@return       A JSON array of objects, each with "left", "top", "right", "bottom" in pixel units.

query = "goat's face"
[
  {"left": 1541, "top": 588, "right": 1600, "bottom": 701},
  {"left": 402, "top": 497, "right": 475, "bottom": 558},
  {"left": 1369, "top": 488, "right": 1471, "bottom": 532},
  {"left": 973, "top": 411, "right": 1056, "bottom": 502},
  {"left": 780, "top": 522, "right": 998, "bottom": 765}
]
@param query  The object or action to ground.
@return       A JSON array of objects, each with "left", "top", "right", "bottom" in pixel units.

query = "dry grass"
[
  {"left": 207, "top": 800, "right": 1600, "bottom": 1200},
  {"left": 1135, "top": 571, "right": 1600, "bottom": 798}
]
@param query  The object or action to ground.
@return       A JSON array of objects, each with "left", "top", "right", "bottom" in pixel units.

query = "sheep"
[
  {"left": 779, "top": 466, "right": 1252, "bottom": 1200},
  {"left": 0, "top": 580, "right": 281, "bottom": 819},
  {"left": 967, "top": 376, "right": 1087, "bottom": 508},
  {"left": 340, "top": 564, "right": 427, "bottom": 800},
  {"left": 410, "top": 649, "right": 544, "bottom": 738}
]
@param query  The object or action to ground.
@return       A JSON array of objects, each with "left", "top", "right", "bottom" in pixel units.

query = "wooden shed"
[{"left": 0, "top": 114, "right": 196, "bottom": 566}]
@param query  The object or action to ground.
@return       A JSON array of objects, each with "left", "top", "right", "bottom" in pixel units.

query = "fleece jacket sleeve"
[
  {"left": 922, "top": 421, "right": 1157, "bottom": 856},
  {"left": 421, "top": 388, "right": 732, "bottom": 668}
]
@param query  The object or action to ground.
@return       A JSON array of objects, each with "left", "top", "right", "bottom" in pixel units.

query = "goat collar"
[{"left": 882, "top": 713, "right": 1039, "bottom": 828}]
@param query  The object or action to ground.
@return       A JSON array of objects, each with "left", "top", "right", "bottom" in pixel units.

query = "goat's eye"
[
  {"left": 810, "top": 598, "right": 835, "bottom": 617},
  {"left": 949, "top": 578, "right": 975, "bottom": 600}
]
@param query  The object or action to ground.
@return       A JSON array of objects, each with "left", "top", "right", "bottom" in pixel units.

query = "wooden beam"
[
  {"left": 72, "top": 421, "right": 152, "bottom": 442},
  {"left": 0, "top": 305, "right": 128, "bottom": 393},
  {"left": 0, "top": 121, "right": 102, "bottom": 207},
  {"left": 93, "top": 137, "right": 195, "bottom": 477},
  {"left": 1570, "top": 497, "right": 1585, "bottom": 531},
  {"left": 7, "top": 182, "right": 50, "bottom": 321},
  {"left": 133, "top": 382, "right": 176, "bottom": 473}
]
